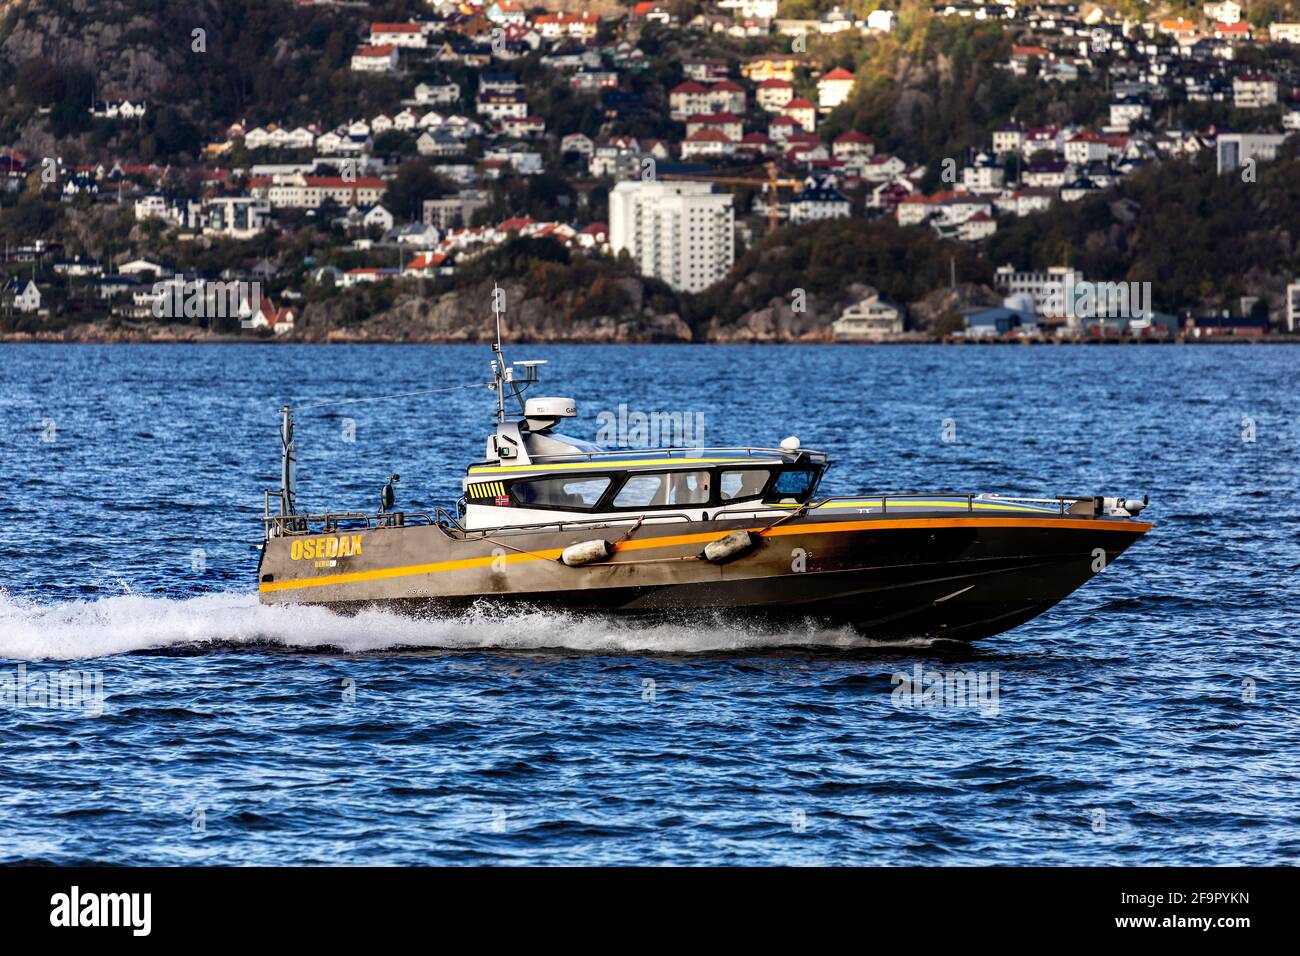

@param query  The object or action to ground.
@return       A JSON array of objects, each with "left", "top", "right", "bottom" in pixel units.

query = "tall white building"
[
  {"left": 609, "top": 182, "right": 735, "bottom": 293},
  {"left": 1286, "top": 280, "right": 1300, "bottom": 332}
]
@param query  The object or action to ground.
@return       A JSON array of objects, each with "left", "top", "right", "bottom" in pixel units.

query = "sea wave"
[{"left": 0, "top": 590, "right": 939, "bottom": 660}]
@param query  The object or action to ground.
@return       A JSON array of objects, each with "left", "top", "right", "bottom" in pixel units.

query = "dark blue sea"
[{"left": 0, "top": 343, "right": 1296, "bottom": 865}]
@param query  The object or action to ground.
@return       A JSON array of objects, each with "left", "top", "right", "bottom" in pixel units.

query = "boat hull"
[{"left": 257, "top": 512, "right": 1152, "bottom": 642}]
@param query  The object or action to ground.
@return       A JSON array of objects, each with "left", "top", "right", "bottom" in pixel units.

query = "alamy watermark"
[
  {"left": 1042, "top": 275, "right": 1152, "bottom": 321},
  {"left": 151, "top": 277, "right": 263, "bottom": 328},
  {"left": 891, "top": 663, "right": 999, "bottom": 717},
  {"left": 595, "top": 403, "right": 705, "bottom": 449},
  {"left": 1, "top": 663, "right": 104, "bottom": 717}
]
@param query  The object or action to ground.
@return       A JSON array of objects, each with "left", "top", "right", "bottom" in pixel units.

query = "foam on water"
[{"left": 0, "top": 590, "right": 931, "bottom": 660}]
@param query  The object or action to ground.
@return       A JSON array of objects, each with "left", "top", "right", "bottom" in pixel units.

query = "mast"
[
  {"left": 280, "top": 405, "right": 297, "bottom": 516},
  {"left": 491, "top": 282, "right": 506, "bottom": 424}
]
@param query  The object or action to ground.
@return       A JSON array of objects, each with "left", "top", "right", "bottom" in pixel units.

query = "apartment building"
[{"left": 609, "top": 181, "right": 735, "bottom": 293}]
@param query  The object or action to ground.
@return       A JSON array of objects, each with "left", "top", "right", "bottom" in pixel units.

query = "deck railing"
[{"left": 261, "top": 492, "right": 1101, "bottom": 539}]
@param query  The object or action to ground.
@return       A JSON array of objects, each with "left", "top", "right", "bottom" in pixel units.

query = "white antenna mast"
[{"left": 492, "top": 281, "right": 506, "bottom": 423}]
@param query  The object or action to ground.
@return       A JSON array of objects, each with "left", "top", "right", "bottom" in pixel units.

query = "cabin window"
[
  {"left": 770, "top": 467, "right": 819, "bottom": 502},
  {"left": 510, "top": 476, "right": 611, "bottom": 510},
  {"left": 720, "top": 469, "right": 772, "bottom": 502},
  {"left": 613, "top": 471, "right": 711, "bottom": 508}
]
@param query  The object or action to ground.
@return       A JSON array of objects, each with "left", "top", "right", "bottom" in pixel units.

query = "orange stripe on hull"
[{"left": 259, "top": 516, "right": 1152, "bottom": 593}]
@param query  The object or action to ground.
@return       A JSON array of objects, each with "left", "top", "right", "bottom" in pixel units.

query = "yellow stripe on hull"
[
  {"left": 468, "top": 457, "right": 772, "bottom": 475},
  {"left": 259, "top": 515, "right": 1151, "bottom": 594}
]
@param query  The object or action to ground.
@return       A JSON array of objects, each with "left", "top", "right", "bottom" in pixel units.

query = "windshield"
[{"left": 768, "top": 466, "right": 821, "bottom": 503}]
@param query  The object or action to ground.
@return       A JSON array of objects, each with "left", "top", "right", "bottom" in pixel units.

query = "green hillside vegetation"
[{"left": 988, "top": 143, "right": 1300, "bottom": 314}]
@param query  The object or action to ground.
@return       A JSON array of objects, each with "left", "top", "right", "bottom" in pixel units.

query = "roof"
[
  {"left": 355, "top": 44, "right": 397, "bottom": 57},
  {"left": 820, "top": 67, "right": 855, "bottom": 81},
  {"left": 301, "top": 176, "right": 387, "bottom": 189},
  {"left": 687, "top": 112, "right": 741, "bottom": 124},
  {"left": 784, "top": 98, "right": 815, "bottom": 109},
  {"left": 685, "top": 128, "right": 732, "bottom": 143},
  {"left": 406, "top": 252, "right": 448, "bottom": 269},
  {"left": 757, "top": 78, "right": 794, "bottom": 89}
]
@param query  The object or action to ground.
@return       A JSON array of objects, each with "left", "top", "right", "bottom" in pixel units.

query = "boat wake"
[{"left": 0, "top": 591, "right": 944, "bottom": 661}]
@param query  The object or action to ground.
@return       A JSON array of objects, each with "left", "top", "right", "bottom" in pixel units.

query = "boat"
[{"left": 256, "top": 319, "right": 1152, "bottom": 642}]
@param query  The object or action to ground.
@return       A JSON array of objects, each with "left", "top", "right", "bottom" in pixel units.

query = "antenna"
[
  {"left": 491, "top": 281, "right": 506, "bottom": 423},
  {"left": 279, "top": 405, "right": 297, "bottom": 517}
]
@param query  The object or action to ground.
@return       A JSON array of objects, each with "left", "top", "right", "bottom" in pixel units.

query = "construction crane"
[{"left": 661, "top": 161, "right": 802, "bottom": 233}]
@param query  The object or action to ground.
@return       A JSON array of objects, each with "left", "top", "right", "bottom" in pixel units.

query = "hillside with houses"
[{"left": 3, "top": 0, "right": 1300, "bottom": 341}]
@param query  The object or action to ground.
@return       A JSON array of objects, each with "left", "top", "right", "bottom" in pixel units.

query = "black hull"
[{"left": 311, "top": 551, "right": 1122, "bottom": 643}]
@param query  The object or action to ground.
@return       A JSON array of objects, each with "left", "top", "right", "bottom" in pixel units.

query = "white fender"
[
  {"left": 703, "top": 530, "right": 756, "bottom": 564},
  {"left": 561, "top": 539, "right": 614, "bottom": 567}
]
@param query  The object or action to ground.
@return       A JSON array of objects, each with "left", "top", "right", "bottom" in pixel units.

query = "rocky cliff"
[{"left": 293, "top": 277, "right": 694, "bottom": 343}]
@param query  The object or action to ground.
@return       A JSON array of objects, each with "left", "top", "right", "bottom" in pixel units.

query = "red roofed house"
[
  {"left": 817, "top": 67, "right": 855, "bottom": 110},
  {"left": 1213, "top": 21, "right": 1251, "bottom": 41},
  {"left": 782, "top": 98, "right": 817, "bottom": 133},
  {"left": 896, "top": 193, "right": 937, "bottom": 226},
  {"left": 351, "top": 45, "right": 399, "bottom": 73},
  {"left": 369, "top": 23, "right": 427, "bottom": 48},
  {"left": 669, "top": 80, "right": 745, "bottom": 120},
  {"left": 1009, "top": 45, "right": 1052, "bottom": 76},
  {"left": 533, "top": 12, "right": 600, "bottom": 39},
  {"left": 502, "top": 115, "right": 545, "bottom": 137},
  {"left": 681, "top": 128, "right": 736, "bottom": 160},
  {"left": 669, "top": 81, "right": 711, "bottom": 120},
  {"left": 756, "top": 77, "right": 795, "bottom": 113},
  {"left": 1064, "top": 131, "right": 1112, "bottom": 165},
  {"left": 735, "top": 131, "right": 775, "bottom": 157},
  {"left": 708, "top": 79, "right": 747, "bottom": 114},
  {"left": 403, "top": 251, "right": 452, "bottom": 277},
  {"left": 572, "top": 222, "right": 609, "bottom": 251},
  {"left": 685, "top": 112, "right": 743, "bottom": 141},
  {"left": 245, "top": 297, "right": 297, "bottom": 336},
  {"left": 832, "top": 130, "right": 875, "bottom": 161},
  {"left": 256, "top": 174, "right": 387, "bottom": 209},
  {"left": 768, "top": 114, "right": 801, "bottom": 141}
]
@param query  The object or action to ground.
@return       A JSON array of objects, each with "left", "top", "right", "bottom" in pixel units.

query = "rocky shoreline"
[{"left": 4, "top": 321, "right": 1296, "bottom": 345}]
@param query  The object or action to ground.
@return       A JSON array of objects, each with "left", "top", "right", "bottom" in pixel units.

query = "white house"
[
  {"left": 1268, "top": 23, "right": 1300, "bottom": 43},
  {"left": 816, "top": 68, "right": 855, "bottom": 110},
  {"left": 867, "top": 10, "right": 895, "bottom": 32},
  {"left": 204, "top": 196, "right": 273, "bottom": 239},
  {"left": 756, "top": 78, "right": 796, "bottom": 113},
  {"left": 89, "top": 100, "right": 147, "bottom": 120},
  {"left": 782, "top": 98, "right": 817, "bottom": 133},
  {"left": 369, "top": 23, "right": 427, "bottom": 48},
  {"left": 351, "top": 45, "right": 399, "bottom": 73},
  {"left": 789, "top": 174, "right": 851, "bottom": 223},
  {"left": 415, "top": 80, "right": 460, "bottom": 105},
  {"left": 962, "top": 152, "right": 1005, "bottom": 193},
  {"left": 833, "top": 288, "right": 903, "bottom": 341},
  {"left": 1233, "top": 74, "right": 1278, "bottom": 109},
  {"left": 1204, "top": 1, "right": 1241, "bottom": 25},
  {"left": 8, "top": 279, "right": 41, "bottom": 313}
]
